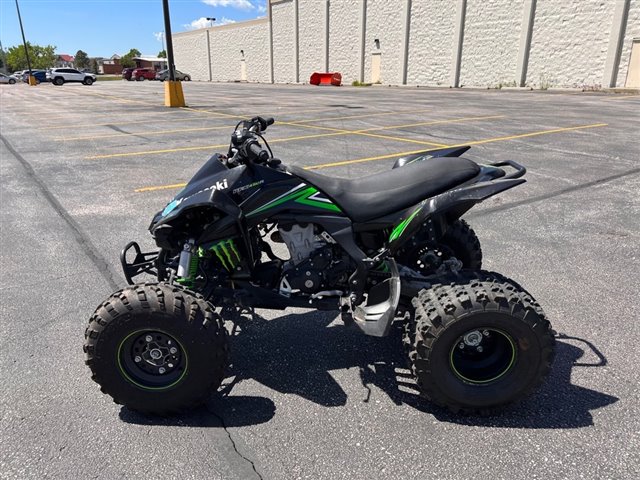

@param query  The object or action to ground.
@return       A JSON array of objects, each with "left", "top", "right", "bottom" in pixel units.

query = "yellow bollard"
[
  {"left": 28, "top": 75, "right": 37, "bottom": 86},
  {"left": 164, "top": 80, "right": 185, "bottom": 107}
]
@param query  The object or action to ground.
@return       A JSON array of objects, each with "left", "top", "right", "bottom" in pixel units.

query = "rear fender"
[
  {"left": 392, "top": 146, "right": 470, "bottom": 169},
  {"left": 387, "top": 178, "right": 525, "bottom": 254}
]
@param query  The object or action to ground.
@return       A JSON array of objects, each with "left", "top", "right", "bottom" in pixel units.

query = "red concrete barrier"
[{"left": 310, "top": 72, "right": 342, "bottom": 86}]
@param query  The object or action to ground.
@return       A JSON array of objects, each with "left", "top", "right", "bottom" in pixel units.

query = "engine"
[{"left": 277, "top": 223, "right": 349, "bottom": 295}]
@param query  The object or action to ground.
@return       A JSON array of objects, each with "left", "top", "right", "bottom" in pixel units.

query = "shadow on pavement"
[{"left": 121, "top": 310, "right": 618, "bottom": 429}]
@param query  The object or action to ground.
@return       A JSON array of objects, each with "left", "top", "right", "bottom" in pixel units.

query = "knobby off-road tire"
[
  {"left": 84, "top": 283, "right": 228, "bottom": 415},
  {"left": 404, "top": 270, "right": 554, "bottom": 415},
  {"left": 441, "top": 219, "right": 482, "bottom": 269}
]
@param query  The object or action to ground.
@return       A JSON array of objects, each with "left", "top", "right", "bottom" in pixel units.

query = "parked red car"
[
  {"left": 132, "top": 68, "right": 157, "bottom": 81},
  {"left": 122, "top": 68, "right": 135, "bottom": 81}
]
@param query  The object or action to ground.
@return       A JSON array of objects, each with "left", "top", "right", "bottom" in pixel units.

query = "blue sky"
[{"left": 0, "top": 0, "right": 267, "bottom": 58}]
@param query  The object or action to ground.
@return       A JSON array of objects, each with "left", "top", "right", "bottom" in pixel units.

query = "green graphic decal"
[
  {"left": 248, "top": 184, "right": 341, "bottom": 216},
  {"left": 389, "top": 206, "right": 422, "bottom": 242}
]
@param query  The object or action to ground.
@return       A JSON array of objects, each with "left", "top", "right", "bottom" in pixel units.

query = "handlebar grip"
[
  {"left": 248, "top": 142, "right": 269, "bottom": 164},
  {"left": 265, "top": 117, "right": 275, "bottom": 126}
]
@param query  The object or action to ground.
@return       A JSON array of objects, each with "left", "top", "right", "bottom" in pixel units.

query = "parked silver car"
[
  {"left": 155, "top": 69, "right": 191, "bottom": 81},
  {"left": 0, "top": 73, "right": 19, "bottom": 84}
]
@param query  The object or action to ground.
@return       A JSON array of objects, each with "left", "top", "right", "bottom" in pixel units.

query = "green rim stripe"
[
  {"left": 448, "top": 329, "right": 517, "bottom": 385},
  {"left": 116, "top": 329, "right": 188, "bottom": 391}
]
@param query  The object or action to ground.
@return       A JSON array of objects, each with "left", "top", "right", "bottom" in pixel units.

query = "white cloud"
[
  {"left": 217, "top": 17, "right": 237, "bottom": 25},
  {"left": 202, "top": 0, "right": 254, "bottom": 10},
  {"left": 184, "top": 16, "right": 237, "bottom": 31},
  {"left": 153, "top": 32, "right": 164, "bottom": 42}
]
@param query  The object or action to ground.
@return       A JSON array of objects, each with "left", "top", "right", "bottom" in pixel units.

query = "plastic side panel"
[{"left": 387, "top": 178, "right": 524, "bottom": 252}]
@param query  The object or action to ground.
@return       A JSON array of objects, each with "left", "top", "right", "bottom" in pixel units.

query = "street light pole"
[
  {"left": 206, "top": 17, "right": 216, "bottom": 28},
  {"left": 161, "top": 0, "right": 185, "bottom": 106},
  {"left": 15, "top": 0, "right": 36, "bottom": 85}
]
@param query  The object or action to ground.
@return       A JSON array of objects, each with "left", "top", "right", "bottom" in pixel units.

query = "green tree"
[
  {"left": 158, "top": 50, "right": 166, "bottom": 58},
  {"left": 6, "top": 42, "right": 57, "bottom": 71},
  {"left": 119, "top": 48, "right": 141, "bottom": 69},
  {"left": 75, "top": 50, "right": 89, "bottom": 69},
  {"left": 90, "top": 58, "right": 99, "bottom": 74}
]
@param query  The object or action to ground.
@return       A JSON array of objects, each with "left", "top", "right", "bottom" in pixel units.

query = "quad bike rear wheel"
[
  {"left": 404, "top": 270, "right": 554, "bottom": 414},
  {"left": 400, "top": 219, "right": 482, "bottom": 274},
  {"left": 84, "top": 283, "right": 228, "bottom": 415}
]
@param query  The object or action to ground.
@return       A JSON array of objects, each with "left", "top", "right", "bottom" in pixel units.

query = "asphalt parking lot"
[{"left": 1, "top": 80, "right": 639, "bottom": 479}]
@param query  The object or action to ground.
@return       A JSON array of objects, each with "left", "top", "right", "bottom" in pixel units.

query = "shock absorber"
[{"left": 177, "top": 239, "right": 198, "bottom": 285}]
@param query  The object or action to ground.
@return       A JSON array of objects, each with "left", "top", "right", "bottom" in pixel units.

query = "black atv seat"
[{"left": 288, "top": 157, "right": 480, "bottom": 222}]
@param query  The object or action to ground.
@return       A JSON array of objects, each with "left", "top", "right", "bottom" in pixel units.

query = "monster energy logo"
[{"left": 203, "top": 239, "right": 242, "bottom": 271}]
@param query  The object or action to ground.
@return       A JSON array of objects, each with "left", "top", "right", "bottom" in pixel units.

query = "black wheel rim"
[
  {"left": 117, "top": 329, "right": 188, "bottom": 390},
  {"left": 449, "top": 328, "right": 516, "bottom": 384}
]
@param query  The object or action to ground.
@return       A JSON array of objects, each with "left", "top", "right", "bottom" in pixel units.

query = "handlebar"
[
  {"left": 241, "top": 139, "right": 270, "bottom": 164},
  {"left": 228, "top": 116, "right": 276, "bottom": 166}
]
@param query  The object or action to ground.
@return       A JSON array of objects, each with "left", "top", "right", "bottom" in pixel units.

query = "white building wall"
[
  {"left": 173, "top": 0, "right": 639, "bottom": 89},
  {"left": 328, "top": 0, "right": 361, "bottom": 83},
  {"left": 460, "top": 0, "right": 523, "bottom": 88},
  {"left": 527, "top": 0, "right": 617, "bottom": 88},
  {"left": 298, "top": 1, "right": 326, "bottom": 82},
  {"left": 618, "top": 0, "right": 640, "bottom": 87},
  {"left": 406, "top": 0, "right": 457, "bottom": 86},
  {"left": 364, "top": 0, "right": 405, "bottom": 85},
  {"left": 271, "top": 0, "right": 296, "bottom": 83},
  {"left": 173, "top": 30, "right": 210, "bottom": 81},
  {"left": 209, "top": 20, "right": 270, "bottom": 82}
]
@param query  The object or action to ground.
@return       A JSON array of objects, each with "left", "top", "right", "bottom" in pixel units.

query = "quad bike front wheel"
[
  {"left": 84, "top": 283, "right": 228, "bottom": 415},
  {"left": 404, "top": 270, "right": 555, "bottom": 415}
]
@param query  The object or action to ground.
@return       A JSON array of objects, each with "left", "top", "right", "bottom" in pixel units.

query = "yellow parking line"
[
  {"left": 286, "top": 109, "right": 431, "bottom": 125},
  {"left": 179, "top": 106, "right": 243, "bottom": 119},
  {"left": 308, "top": 122, "right": 608, "bottom": 170},
  {"left": 87, "top": 129, "right": 400, "bottom": 159},
  {"left": 353, "top": 132, "right": 447, "bottom": 146},
  {"left": 285, "top": 114, "right": 504, "bottom": 148},
  {"left": 88, "top": 143, "right": 230, "bottom": 159},
  {"left": 366, "top": 115, "right": 505, "bottom": 132},
  {"left": 54, "top": 124, "right": 235, "bottom": 142},
  {"left": 38, "top": 110, "right": 186, "bottom": 122},
  {"left": 40, "top": 116, "right": 216, "bottom": 130},
  {"left": 305, "top": 148, "right": 431, "bottom": 170},
  {"left": 601, "top": 94, "right": 640, "bottom": 101},
  {"left": 86, "top": 116, "right": 469, "bottom": 159},
  {"left": 93, "top": 114, "right": 503, "bottom": 160},
  {"left": 136, "top": 182, "right": 187, "bottom": 193},
  {"left": 75, "top": 90, "right": 158, "bottom": 106},
  {"left": 444, "top": 122, "right": 608, "bottom": 148}
]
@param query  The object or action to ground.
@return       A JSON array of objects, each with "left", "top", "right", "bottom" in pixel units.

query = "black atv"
[{"left": 84, "top": 116, "right": 554, "bottom": 415}]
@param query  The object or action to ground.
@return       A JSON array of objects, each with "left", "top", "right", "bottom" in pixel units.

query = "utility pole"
[
  {"left": 15, "top": 0, "right": 36, "bottom": 85},
  {"left": 162, "top": 0, "right": 185, "bottom": 106}
]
